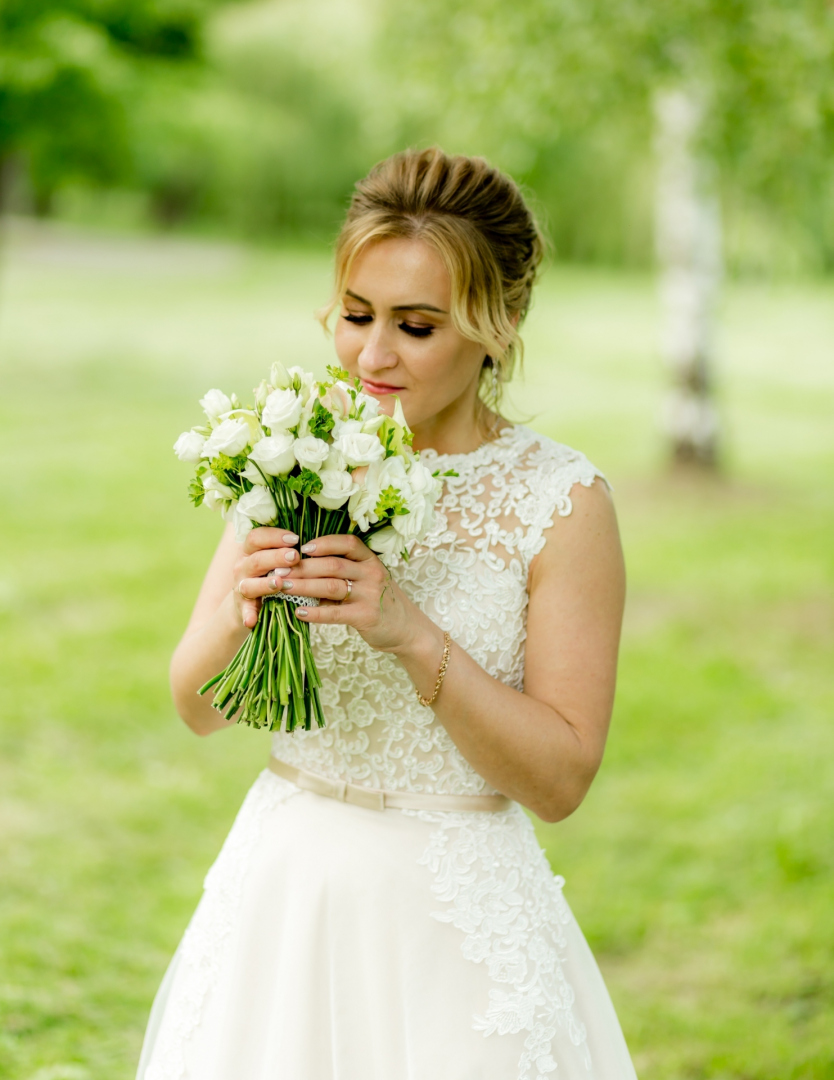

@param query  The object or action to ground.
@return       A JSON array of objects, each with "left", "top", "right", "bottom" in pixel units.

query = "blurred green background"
[{"left": 1, "top": 1, "right": 833, "bottom": 1078}]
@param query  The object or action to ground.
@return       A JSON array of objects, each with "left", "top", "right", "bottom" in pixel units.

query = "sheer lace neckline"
[{"left": 417, "top": 423, "right": 521, "bottom": 468}]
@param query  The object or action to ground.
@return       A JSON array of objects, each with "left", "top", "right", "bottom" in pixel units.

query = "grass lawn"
[{"left": 0, "top": 220, "right": 832, "bottom": 1079}]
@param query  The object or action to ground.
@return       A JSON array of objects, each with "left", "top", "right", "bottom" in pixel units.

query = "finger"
[
  {"left": 299, "top": 534, "right": 375, "bottom": 561},
  {"left": 237, "top": 576, "right": 287, "bottom": 600},
  {"left": 278, "top": 577, "right": 350, "bottom": 602},
  {"left": 245, "top": 546, "right": 300, "bottom": 577},
  {"left": 242, "top": 527, "right": 299, "bottom": 555},
  {"left": 241, "top": 597, "right": 261, "bottom": 629},
  {"left": 294, "top": 601, "right": 350, "bottom": 624},
  {"left": 285, "top": 555, "right": 355, "bottom": 579}
]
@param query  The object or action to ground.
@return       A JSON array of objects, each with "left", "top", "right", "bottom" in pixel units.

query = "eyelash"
[{"left": 342, "top": 313, "right": 434, "bottom": 338}]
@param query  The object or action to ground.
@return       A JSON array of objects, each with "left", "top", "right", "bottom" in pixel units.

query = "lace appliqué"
[
  {"left": 271, "top": 427, "right": 606, "bottom": 799},
  {"left": 409, "top": 804, "right": 593, "bottom": 1080},
  {"left": 144, "top": 771, "right": 298, "bottom": 1080}
]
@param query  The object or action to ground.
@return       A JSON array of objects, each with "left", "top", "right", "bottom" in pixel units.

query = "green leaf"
[
  {"left": 375, "top": 484, "right": 409, "bottom": 518},
  {"left": 308, "top": 399, "right": 335, "bottom": 440},
  {"left": 326, "top": 364, "right": 351, "bottom": 382},
  {"left": 188, "top": 476, "right": 205, "bottom": 507},
  {"left": 287, "top": 468, "right": 323, "bottom": 496}
]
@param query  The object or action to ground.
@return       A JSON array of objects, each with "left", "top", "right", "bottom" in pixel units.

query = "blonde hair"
[{"left": 318, "top": 147, "right": 546, "bottom": 415}]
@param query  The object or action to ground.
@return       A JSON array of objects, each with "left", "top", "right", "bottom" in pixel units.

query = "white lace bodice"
[{"left": 271, "top": 425, "right": 605, "bottom": 794}]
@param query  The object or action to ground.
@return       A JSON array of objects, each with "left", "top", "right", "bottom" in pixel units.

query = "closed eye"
[
  {"left": 400, "top": 323, "right": 434, "bottom": 338},
  {"left": 342, "top": 313, "right": 372, "bottom": 325}
]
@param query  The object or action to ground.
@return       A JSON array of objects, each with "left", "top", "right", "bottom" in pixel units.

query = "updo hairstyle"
[{"left": 318, "top": 147, "right": 546, "bottom": 414}]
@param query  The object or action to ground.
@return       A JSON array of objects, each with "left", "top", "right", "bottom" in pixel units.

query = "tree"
[
  {"left": 387, "top": 0, "right": 834, "bottom": 467},
  {"left": 0, "top": 0, "right": 204, "bottom": 214}
]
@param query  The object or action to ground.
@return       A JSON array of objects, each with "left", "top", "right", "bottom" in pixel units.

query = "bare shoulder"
[{"left": 528, "top": 474, "right": 623, "bottom": 586}]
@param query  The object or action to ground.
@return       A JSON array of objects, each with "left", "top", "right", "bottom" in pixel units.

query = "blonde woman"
[{"left": 137, "top": 148, "right": 636, "bottom": 1079}]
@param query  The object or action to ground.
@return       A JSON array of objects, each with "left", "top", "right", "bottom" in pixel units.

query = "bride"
[{"left": 137, "top": 147, "right": 636, "bottom": 1079}]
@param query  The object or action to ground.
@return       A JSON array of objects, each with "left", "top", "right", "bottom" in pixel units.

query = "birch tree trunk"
[{"left": 654, "top": 88, "right": 722, "bottom": 468}]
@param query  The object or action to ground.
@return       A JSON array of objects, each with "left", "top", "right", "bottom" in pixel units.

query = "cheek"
[{"left": 333, "top": 321, "right": 358, "bottom": 366}]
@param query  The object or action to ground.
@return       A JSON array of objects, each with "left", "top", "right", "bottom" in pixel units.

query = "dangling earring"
[{"left": 491, "top": 359, "right": 501, "bottom": 408}]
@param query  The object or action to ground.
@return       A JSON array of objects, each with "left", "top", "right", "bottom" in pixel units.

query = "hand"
[
  {"left": 233, "top": 527, "right": 302, "bottom": 629},
  {"left": 276, "top": 534, "right": 422, "bottom": 655}
]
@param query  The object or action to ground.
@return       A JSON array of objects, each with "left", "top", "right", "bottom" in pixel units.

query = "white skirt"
[{"left": 137, "top": 770, "right": 637, "bottom": 1080}]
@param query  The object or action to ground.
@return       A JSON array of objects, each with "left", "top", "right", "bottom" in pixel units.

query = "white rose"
[
  {"left": 367, "top": 525, "right": 404, "bottom": 560},
  {"left": 203, "top": 474, "right": 235, "bottom": 511},
  {"left": 202, "top": 418, "right": 250, "bottom": 459},
  {"left": 312, "top": 469, "right": 356, "bottom": 510},
  {"left": 173, "top": 429, "right": 206, "bottom": 462},
  {"left": 199, "top": 388, "right": 232, "bottom": 422},
  {"left": 249, "top": 434, "right": 295, "bottom": 476},
  {"left": 262, "top": 388, "right": 302, "bottom": 432},
  {"left": 335, "top": 424, "right": 385, "bottom": 468},
  {"left": 324, "top": 446, "right": 347, "bottom": 472},
  {"left": 392, "top": 461, "right": 440, "bottom": 539},
  {"left": 241, "top": 461, "right": 267, "bottom": 486},
  {"left": 353, "top": 390, "right": 380, "bottom": 420},
  {"left": 320, "top": 382, "right": 352, "bottom": 420},
  {"left": 347, "top": 461, "right": 382, "bottom": 531},
  {"left": 293, "top": 435, "right": 330, "bottom": 472},
  {"left": 232, "top": 503, "right": 254, "bottom": 544},
  {"left": 238, "top": 485, "right": 278, "bottom": 526}
]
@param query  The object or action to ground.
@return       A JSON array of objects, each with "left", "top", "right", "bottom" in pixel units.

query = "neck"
[{"left": 411, "top": 390, "right": 507, "bottom": 456}]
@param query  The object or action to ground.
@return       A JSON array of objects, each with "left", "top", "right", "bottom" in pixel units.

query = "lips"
[{"left": 360, "top": 378, "right": 404, "bottom": 396}]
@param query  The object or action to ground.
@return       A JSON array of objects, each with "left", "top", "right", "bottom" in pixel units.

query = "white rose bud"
[
  {"left": 173, "top": 429, "right": 206, "bottom": 462},
  {"left": 262, "top": 388, "right": 302, "bottom": 432},
  {"left": 270, "top": 360, "right": 291, "bottom": 390},
  {"left": 238, "top": 486, "right": 278, "bottom": 526},
  {"left": 335, "top": 424, "right": 385, "bottom": 468},
  {"left": 312, "top": 469, "right": 355, "bottom": 510},
  {"left": 293, "top": 435, "right": 330, "bottom": 472},
  {"left": 354, "top": 390, "right": 380, "bottom": 420},
  {"left": 249, "top": 434, "right": 296, "bottom": 476},
  {"left": 202, "top": 417, "right": 250, "bottom": 459},
  {"left": 347, "top": 460, "right": 382, "bottom": 531},
  {"left": 241, "top": 461, "right": 267, "bottom": 486},
  {"left": 199, "top": 388, "right": 232, "bottom": 422}
]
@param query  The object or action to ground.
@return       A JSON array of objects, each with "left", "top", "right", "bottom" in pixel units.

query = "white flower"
[
  {"left": 173, "top": 429, "right": 206, "bottom": 462},
  {"left": 293, "top": 435, "right": 330, "bottom": 472},
  {"left": 320, "top": 382, "right": 352, "bottom": 420},
  {"left": 202, "top": 418, "right": 250, "bottom": 459},
  {"left": 287, "top": 366, "right": 315, "bottom": 399},
  {"left": 367, "top": 525, "right": 404, "bottom": 559},
  {"left": 262, "top": 387, "right": 302, "bottom": 432},
  {"left": 324, "top": 447, "right": 347, "bottom": 472},
  {"left": 353, "top": 390, "right": 380, "bottom": 420},
  {"left": 249, "top": 434, "right": 296, "bottom": 476},
  {"left": 335, "top": 422, "right": 385, "bottom": 467},
  {"left": 270, "top": 360, "right": 291, "bottom": 390},
  {"left": 224, "top": 408, "right": 263, "bottom": 445},
  {"left": 347, "top": 461, "right": 382, "bottom": 531},
  {"left": 238, "top": 485, "right": 278, "bottom": 525},
  {"left": 232, "top": 504, "right": 254, "bottom": 544},
  {"left": 199, "top": 388, "right": 232, "bottom": 422},
  {"left": 241, "top": 461, "right": 267, "bottom": 486},
  {"left": 392, "top": 461, "right": 440, "bottom": 540},
  {"left": 312, "top": 469, "right": 356, "bottom": 510},
  {"left": 203, "top": 474, "right": 235, "bottom": 511}
]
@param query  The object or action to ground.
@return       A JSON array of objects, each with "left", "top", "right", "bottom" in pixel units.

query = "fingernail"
[
  {"left": 300, "top": 542, "right": 316, "bottom": 553},
  {"left": 282, "top": 580, "right": 294, "bottom": 591},
  {"left": 271, "top": 567, "right": 291, "bottom": 578},
  {"left": 285, "top": 550, "right": 297, "bottom": 562},
  {"left": 283, "top": 533, "right": 298, "bottom": 543},
  {"left": 295, "top": 608, "right": 308, "bottom": 618}
]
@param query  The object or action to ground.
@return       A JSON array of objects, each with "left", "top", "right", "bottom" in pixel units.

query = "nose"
[{"left": 358, "top": 320, "right": 398, "bottom": 375}]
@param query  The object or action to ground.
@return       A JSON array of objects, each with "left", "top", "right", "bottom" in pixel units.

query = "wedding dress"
[{"left": 137, "top": 425, "right": 638, "bottom": 1080}]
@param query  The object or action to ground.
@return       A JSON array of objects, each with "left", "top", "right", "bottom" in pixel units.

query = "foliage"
[
  {"left": 381, "top": 0, "right": 834, "bottom": 270},
  {"left": 0, "top": 0, "right": 207, "bottom": 212},
  {"left": 0, "top": 227, "right": 832, "bottom": 1076}
]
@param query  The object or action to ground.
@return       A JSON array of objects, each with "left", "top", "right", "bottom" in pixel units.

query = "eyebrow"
[{"left": 345, "top": 289, "right": 447, "bottom": 314}]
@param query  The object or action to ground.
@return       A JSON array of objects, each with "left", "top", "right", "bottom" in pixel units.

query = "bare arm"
[{"left": 285, "top": 479, "right": 626, "bottom": 822}]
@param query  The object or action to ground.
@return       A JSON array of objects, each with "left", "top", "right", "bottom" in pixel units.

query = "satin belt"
[{"left": 268, "top": 756, "right": 512, "bottom": 813}]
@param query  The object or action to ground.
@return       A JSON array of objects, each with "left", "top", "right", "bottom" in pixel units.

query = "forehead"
[{"left": 347, "top": 237, "right": 451, "bottom": 308}]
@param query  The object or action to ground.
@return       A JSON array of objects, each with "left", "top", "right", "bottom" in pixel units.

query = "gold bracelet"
[{"left": 415, "top": 631, "right": 452, "bottom": 708}]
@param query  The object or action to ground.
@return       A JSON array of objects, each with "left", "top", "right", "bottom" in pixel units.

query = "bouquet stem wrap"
[{"left": 175, "top": 363, "right": 445, "bottom": 735}]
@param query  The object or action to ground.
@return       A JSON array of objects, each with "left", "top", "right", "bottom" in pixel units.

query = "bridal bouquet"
[{"left": 174, "top": 362, "right": 442, "bottom": 733}]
